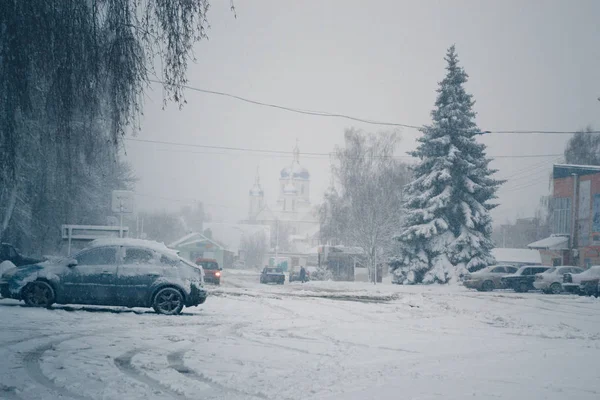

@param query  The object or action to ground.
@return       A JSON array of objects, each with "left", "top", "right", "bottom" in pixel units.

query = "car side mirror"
[
  {"left": 67, "top": 259, "right": 78, "bottom": 267},
  {"left": 219, "top": 267, "right": 223, "bottom": 271}
]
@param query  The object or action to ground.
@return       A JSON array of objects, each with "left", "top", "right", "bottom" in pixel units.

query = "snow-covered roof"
[
  {"left": 89, "top": 238, "right": 178, "bottom": 257},
  {"left": 554, "top": 163, "right": 600, "bottom": 171},
  {"left": 281, "top": 161, "right": 310, "bottom": 180},
  {"left": 203, "top": 222, "right": 271, "bottom": 253},
  {"left": 553, "top": 164, "right": 600, "bottom": 179},
  {"left": 168, "top": 232, "right": 224, "bottom": 251},
  {"left": 168, "top": 232, "right": 197, "bottom": 248},
  {"left": 491, "top": 248, "right": 541, "bottom": 265},
  {"left": 527, "top": 235, "right": 569, "bottom": 250}
]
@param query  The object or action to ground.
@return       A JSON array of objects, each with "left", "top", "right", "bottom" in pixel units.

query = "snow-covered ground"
[{"left": 1, "top": 271, "right": 600, "bottom": 400}]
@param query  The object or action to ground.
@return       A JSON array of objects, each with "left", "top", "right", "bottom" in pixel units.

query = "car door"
[
  {"left": 61, "top": 246, "right": 119, "bottom": 305},
  {"left": 116, "top": 247, "right": 165, "bottom": 307},
  {"left": 487, "top": 266, "right": 505, "bottom": 286}
]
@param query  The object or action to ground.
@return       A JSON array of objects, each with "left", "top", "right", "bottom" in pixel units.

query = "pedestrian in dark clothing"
[{"left": 299, "top": 266, "right": 307, "bottom": 283}]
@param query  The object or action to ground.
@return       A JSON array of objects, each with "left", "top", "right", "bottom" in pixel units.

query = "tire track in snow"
[
  {"left": 22, "top": 335, "right": 89, "bottom": 400},
  {"left": 114, "top": 348, "right": 188, "bottom": 400},
  {"left": 0, "top": 333, "right": 55, "bottom": 350},
  {"left": 167, "top": 348, "right": 270, "bottom": 400}
]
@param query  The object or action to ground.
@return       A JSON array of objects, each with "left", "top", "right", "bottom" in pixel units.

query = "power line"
[
  {"left": 502, "top": 158, "right": 562, "bottom": 182},
  {"left": 149, "top": 79, "right": 600, "bottom": 135},
  {"left": 149, "top": 79, "right": 421, "bottom": 129},
  {"left": 125, "top": 137, "right": 562, "bottom": 159}
]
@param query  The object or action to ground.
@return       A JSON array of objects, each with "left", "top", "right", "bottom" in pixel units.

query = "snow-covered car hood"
[{"left": 571, "top": 269, "right": 600, "bottom": 284}]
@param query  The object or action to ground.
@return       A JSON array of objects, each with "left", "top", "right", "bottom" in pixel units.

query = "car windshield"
[
  {"left": 266, "top": 268, "right": 282, "bottom": 273},
  {"left": 545, "top": 267, "right": 556, "bottom": 274},
  {"left": 198, "top": 261, "right": 219, "bottom": 270}
]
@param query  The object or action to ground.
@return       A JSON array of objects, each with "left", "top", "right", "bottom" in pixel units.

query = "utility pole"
[{"left": 275, "top": 218, "right": 279, "bottom": 267}]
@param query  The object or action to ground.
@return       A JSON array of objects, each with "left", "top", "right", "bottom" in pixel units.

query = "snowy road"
[{"left": 1, "top": 271, "right": 600, "bottom": 400}]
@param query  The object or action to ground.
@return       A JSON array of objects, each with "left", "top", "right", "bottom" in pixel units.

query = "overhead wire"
[
  {"left": 125, "top": 137, "right": 563, "bottom": 160},
  {"left": 148, "top": 78, "right": 600, "bottom": 135}
]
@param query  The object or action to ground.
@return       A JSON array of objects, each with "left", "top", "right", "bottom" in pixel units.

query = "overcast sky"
[{"left": 124, "top": 0, "right": 600, "bottom": 225}]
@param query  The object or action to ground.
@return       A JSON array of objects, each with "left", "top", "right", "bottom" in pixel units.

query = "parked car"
[
  {"left": 195, "top": 258, "right": 221, "bottom": 285},
  {"left": 260, "top": 267, "right": 285, "bottom": 284},
  {"left": 463, "top": 265, "right": 519, "bottom": 291},
  {"left": 533, "top": 266, "right": 583, "bottom": 294},
  {"left": 562, "top": 265, "right": 600, "bottom": 296},
  {"left": 0, "top": 238, "right": 207, "bottom": 315},
  {"left": 501, "top": 265, "right": 551, "bottom": 292},
  {"left": 1, "top": 243, "right": 44, "bottom": 267}
]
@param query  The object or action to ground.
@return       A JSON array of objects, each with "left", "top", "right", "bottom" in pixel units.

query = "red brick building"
[{"left": 528, "top": 164, "right": 600, "bottom": 267}]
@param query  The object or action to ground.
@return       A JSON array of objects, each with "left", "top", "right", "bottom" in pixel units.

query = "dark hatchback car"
[
  {"left": 196, "top": 258, "right": 222, "bottom": 285},
  {"left": 501, "top": 265, "right": 551, "bottom": 293},
  {"left": 0, "top": 238, "right": 207, "bottom": 315},
  {"left": 260, "top": 267, "right": 285, "bottom": 284}
]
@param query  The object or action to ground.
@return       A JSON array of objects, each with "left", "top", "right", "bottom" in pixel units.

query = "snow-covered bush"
[{"left": 310, "top": 266, "right": 333, "bottom": 281}]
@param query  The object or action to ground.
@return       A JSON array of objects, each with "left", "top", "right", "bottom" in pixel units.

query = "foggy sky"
[{"left": 124, "top": 0, "right": 600, "bottom": 225}]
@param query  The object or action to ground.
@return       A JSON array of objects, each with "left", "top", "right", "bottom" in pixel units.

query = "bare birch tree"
[{"left": 320, "top": 129, "right": 410, "bottom": 283}]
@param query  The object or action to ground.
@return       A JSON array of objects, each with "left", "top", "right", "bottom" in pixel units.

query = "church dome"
[
  {"left": 249, "top": 184, "right": 263, "bottom": 196},
  {"left": 280, "top": 161, "right": 310, "bottom": 180}
]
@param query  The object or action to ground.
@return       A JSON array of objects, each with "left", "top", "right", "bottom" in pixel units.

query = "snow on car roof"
[{"left": 88, "top": 238, "right": 179, "bottom": 257}]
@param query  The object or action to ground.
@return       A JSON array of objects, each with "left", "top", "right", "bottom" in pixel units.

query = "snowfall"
[{"left": 1, "top": 270, "right": 599, "bottom": 400}]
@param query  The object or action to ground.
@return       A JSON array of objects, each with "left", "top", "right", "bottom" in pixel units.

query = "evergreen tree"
[{"left": 393, "top": 46, "right": 503, "bottom": 284}]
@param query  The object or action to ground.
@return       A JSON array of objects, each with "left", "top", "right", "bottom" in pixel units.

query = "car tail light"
[{"left": 215, "top": 271, "right": 221, "bottom": 277}]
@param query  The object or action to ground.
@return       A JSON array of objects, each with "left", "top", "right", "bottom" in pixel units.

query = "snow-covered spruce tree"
[{"left": 393, "top": 46, "right": 503, "bottom": 284}]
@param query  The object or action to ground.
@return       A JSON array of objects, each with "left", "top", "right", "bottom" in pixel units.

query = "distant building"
[
  {"left": 528, "top": 164, "right": 600, "bottom": 267},
  {"left": 244, "top": 143, "right": 320, "bottom": 254},
  {"left": 169, "top": 232, "right": 233, "bottom": 269}
]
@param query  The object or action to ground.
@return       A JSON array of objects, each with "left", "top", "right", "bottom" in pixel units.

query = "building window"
[{"left": 552, "top": 197, "right": 571, "bottom": 234}]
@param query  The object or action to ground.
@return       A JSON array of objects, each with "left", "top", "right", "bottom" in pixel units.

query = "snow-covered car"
[
  {"left": 1, "top": 243, "right": 44, "bottom": 267},
  {"left": 260, "top": 267, "right": 285, "bottom": 284},
  {"left": 501, "top": 265, "right": 551, "bottom": 293},
  {"left": 0, "top": 238, "right": 207, "bottom": 315},
  {"left": 463, "top": 265, "right": 519, "bottom": 291},
  {"left": 533, "top": 266, "right": 583, "bottom": 294},
  {"left": 562, "top": 265, "right": 600, "bottom": 296}
]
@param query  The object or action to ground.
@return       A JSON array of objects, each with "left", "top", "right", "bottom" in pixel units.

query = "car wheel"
[
  {"left": 550, "top": 282, "right": 562, "bottom": 295},
  {"left": 482, "top": 280, "right": 494, "bottom": 292},
  {"left": 152, "top": 287, "right": 184, "bottom": 315},
  {"left": 23, "top": 281, "right": 55, "bottom": 308},
  {"left": 518, "top": 281, "right": 529, "bottom": 293}
]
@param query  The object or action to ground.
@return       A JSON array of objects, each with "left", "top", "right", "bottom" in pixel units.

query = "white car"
[
  {"left": 562, "top": 265, "right": 600, "bottom": 295},
  {"left": 533, "top": 266, "right": 583, "bottom": 294}
]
